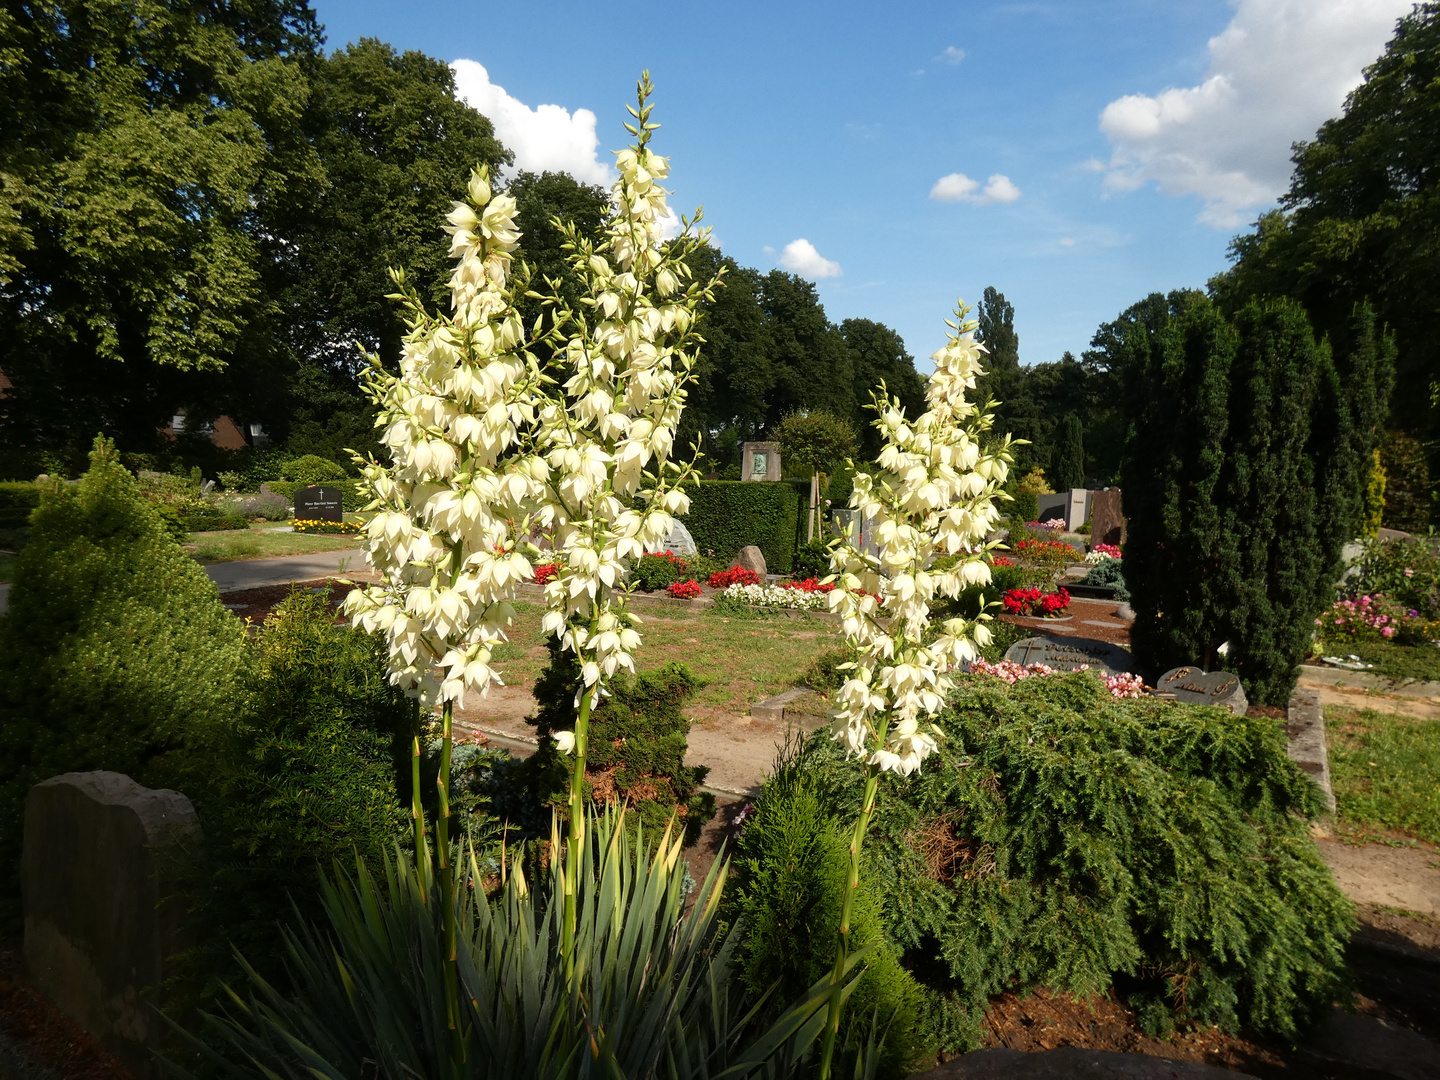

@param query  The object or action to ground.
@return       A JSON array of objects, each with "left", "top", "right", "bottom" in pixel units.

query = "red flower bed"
[
  {"left": 708, "top": 566, "right": 761, "bottom": 589},
  {"left": 667, "top": 579, "right": 702, "bottom": 599},
  {"left": 992, "top": 556, "right": 1016, "bottom": 567},
  {"left": 781, "top": 577, "right": 835, "bottom": 593},
  {"left": 1002, "top": 585, "right": 1070, "bottom": 617},
  {"left": 534, "top": 563, "right": 559, "bottom": 585}
]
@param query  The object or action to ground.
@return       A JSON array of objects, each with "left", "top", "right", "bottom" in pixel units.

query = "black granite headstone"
[
  {"left": 294, "top": 484, "right": 343, "bottom": 522},
  {"left": 1155, "top": 667, "right": 1248, "bottom": 716},
  {"left": 1002, "top": 635, "right": 1134, "bottom": 675}
]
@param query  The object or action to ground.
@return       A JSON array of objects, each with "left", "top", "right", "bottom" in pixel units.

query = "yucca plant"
[{"left": 184, "top": 808, "right": 879, "bottom": 1079}]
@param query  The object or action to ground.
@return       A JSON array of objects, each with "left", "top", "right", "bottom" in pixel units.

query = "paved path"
[
  {"left": 0, "top": 550, "right": 364, "bottom": 614},
  {"left": 203, "top": 549, "right": 362, "bottom": 593}
]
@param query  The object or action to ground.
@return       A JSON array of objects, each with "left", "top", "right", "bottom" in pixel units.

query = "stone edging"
[
  {"left": 1299, "top": 664, "right": 1440, "bottom": 700},
  {"left": 1285, "top": 686, "right": 1336, "bottom": 815}
]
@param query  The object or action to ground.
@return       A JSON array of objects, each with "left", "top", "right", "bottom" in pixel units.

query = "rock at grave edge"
[{"left": 733, "top": 545, "right": 767, "bottom": 577}]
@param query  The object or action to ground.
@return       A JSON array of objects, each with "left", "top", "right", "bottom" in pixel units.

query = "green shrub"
[
  {"left": 937, "top": 559, "right": 1051, "bottom": 622},
  {"left": 768, "top": 673, "right": 1352, "bottom": 1053},
  {"left": 0, "top": 437, "right": 250, "bottom": 922},
  {"left": 791, "top": 539, "right": 832, "bottom": 580},
  {"left": 179, "top": 588, "right": 414, "bottom": 983},
  {"left": 1011, "top": 488, "right": 1038, "bottom": 524},
  {"left": 0, "top": 481, "right": 40, "bottom": 511},
  {"left": 279, "top": 453, "right": 350, "bottom": 485},
  {"left": 1080, "top": 556, "right": 1130, "bottom": 601},
  {"left": 1379, "top": 429, "right": 1433, "bottom": 532},
  {"left": 682, "top": 480, "right": 801, "bottom": 574},
  {"left": 179, "top": 505, "right": 250, "bottom": 532},
  {"left": 527, "top": 647, "right": 713, "bottom": 843},
  {"left": 730, "top": 754, "right": 931, "bottom": 1077},
  {"left": 266, "top": 479, "right": 365, "bottom": 512},
  {"left": 631, "top": 552, "right": 689, "bottom": 591}
]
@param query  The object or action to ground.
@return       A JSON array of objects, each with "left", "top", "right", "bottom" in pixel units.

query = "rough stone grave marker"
[
  {"left": 1002, "top": 635, "right": 1134, "bottom": 675},
  {"left": 1089, "top": 488, "right": 1125, "bottom": 547},
  {"left": 24, "top": 772, "right": 201, "bottom": 1075},
  {"left": 664, "top": 519, "right": 697, "bottom": 557},
  {"left": 733, "top": 545, "right": 767, "bottom": 577},
  {"left": 1155, "top": 667, "right": 1248, "bottom": 716},
  {"left": 741, "top": 441, "right": 781, "bottom": 482},
  {"left": 294, "top": 484, "right": 343, "bottom": 522}
]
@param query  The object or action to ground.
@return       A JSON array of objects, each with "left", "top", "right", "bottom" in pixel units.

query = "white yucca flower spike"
[
  {"left": 531, "top": 72, "right": 720, "bottom": 723},
  {"left": 826, "top": 300, "right": 1015, "bottom": 775},
  {"left": 343, "top": 163, "right": 548, "bottom": 710}
]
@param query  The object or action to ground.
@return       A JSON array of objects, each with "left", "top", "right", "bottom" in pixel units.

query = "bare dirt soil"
[{"left": 0, "top": 942, "right": 139, "bottom": 1079}]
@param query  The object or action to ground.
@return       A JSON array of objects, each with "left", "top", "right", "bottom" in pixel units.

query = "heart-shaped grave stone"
[{"left": 1156, "top": 667, "right": 1248, "bottom": 716}]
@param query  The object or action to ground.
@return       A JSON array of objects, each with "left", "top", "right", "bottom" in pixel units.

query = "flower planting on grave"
[
  {"left": 293, "top": 517, "right": 362, "bottom": 535},
  {"left": 1080, "top": 554, "right": 1130, "bottom": 600},
  {"left": 631, "top": 550, "right": 692, "bottom": 591},
  {"left": 968, "top": 658, "right": 1146, "bottom": 697},
  {"left": 1011, "top": 537, "right": 1076, "bottom": 569},
  {"left": 733, "top": 673, "right": 1352, "bottom": 1057},
  {"left": 708, "top": 564, "right": 760, "bottom": 588},
  {"left": 1314, "top": 533, "right": 1440, "bottom": 680},
  {"left": 720, "top": 580, "right": 831, "bottom": 610},
  {"left": 1086, "top": 543, "right": 1122, "bottom": 562},
  {"left": 1001, "top": 584, "right": 1071, "bottom": 617},
  {"left": 666, "top": 578, "right": 701, "bottom": 598}
]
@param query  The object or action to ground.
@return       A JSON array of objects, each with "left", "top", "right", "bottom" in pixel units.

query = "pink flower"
[{"left": 1382, "top": 626, "right": 1396, "bottom": 638}]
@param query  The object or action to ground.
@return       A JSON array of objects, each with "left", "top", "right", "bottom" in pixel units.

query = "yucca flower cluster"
[
  {"left": 827, "top": 303, "right": 1014, "bottom": 776},
  {"left": 533, "top": 76, "right": 717, "bottom": 751},
  {"left": 344, "top": 166, "right": 545, "bottom": 710}
]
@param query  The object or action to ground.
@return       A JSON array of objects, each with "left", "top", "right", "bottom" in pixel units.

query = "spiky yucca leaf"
[{"left": 182, "top": 808, "right": 878, "bottom": 1079}]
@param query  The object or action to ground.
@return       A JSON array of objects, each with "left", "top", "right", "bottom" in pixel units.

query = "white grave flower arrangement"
[{"left": 818, "top": 301, "right": 1013, "bottom": 1074}]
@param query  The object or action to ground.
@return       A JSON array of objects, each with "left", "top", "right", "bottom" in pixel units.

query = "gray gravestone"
[
  {"left": 24, "top": 772, "right": 201, "bottom": 1076},
  {"left": 664, "top": 519, "right": 697, "bottom": 557},
  {"left": 294, "top": 484, "right": 343, "bottom": 522},
  {"left": 741, "top": 441, "right": 781, "bottom": 482},
  {"left": 1156, "top": 667, "right": 1248, "bottom": 716},
  {"left": 1003, "top": 635, "right": 1134, "bottom": 675}
]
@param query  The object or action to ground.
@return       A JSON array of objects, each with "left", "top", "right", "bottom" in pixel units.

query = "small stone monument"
[
  {"left": 294, "top": 484, "right": 343, "bottom": 522},
  {"left": 1003, "top": 635, "right": 1134, "bottom": 676},
  {"left": 1089, "top": 488, "right": 1125, "bottom": 547},
  {"left": 24, "top": 772, "right": 201, "bottom": 1075},
  {"left": 741, "top": 441, "right": 781, "bottom": 482},
  {"left": 1065, "top": 488, "right": 1088, "bottom": 531},
  {"left": 733, "top": 545, "right": 767, "bottom": 577},
  {"left": 1155, "top": 667, "right": 1248, "bottom": 716},
  {"left": 664, "top": 519, "right": 697, "bottom": 557}
]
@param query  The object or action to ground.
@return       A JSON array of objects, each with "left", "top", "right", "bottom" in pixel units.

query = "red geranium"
[
  {"left": 534, "top": 563, "right": 559, "bottom": 585},
  {"left": 781, "top": 577, "right": 835, "bottom": 593},
  {"left": 1002, "top": 585, "right": 1070, "bottom": 617},
  {"left": 667, "top": 579, "right": 702, "bottom": 599},
  {"left": 708, "top": 566, "right": 760, "bottom": 588}
]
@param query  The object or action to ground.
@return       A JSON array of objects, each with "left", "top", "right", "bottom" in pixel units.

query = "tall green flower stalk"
[
  {"left": 528, "top": 73, "right": 720, "bottom": 964},
  {"left": 344, "top": 163, "right": 548, "bottom": 1071},
  {"left": 818, "top": 302, "right": 1012, "bottom": 1076}
]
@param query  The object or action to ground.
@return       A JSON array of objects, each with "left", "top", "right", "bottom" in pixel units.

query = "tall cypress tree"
[
  {"left": 1117, "top": 294, "right": 1381, "bottom": 704},
  {"left": 1053, "top": 413, "right": 1086, "bottom": 491}
]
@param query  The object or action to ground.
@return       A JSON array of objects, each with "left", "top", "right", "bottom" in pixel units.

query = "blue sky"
[{"left": 312, "top": 0, "right": 1410, "bottom": 368}]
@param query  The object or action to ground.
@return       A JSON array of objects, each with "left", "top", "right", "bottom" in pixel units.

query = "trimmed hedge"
[
  {"left": 682, "top": 480, "right": 804, "bottom": 574},
  {"left": 0, "top": 482, "right": 40, "bottom": 511},
  {"left": 266, "top": 480, "right": 366, "bottom": 512}
]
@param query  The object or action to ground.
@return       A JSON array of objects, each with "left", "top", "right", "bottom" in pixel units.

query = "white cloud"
[
  {"left": 1098, "top": 0, "right": 1411, "bottom": 227},
  {"left": 1059, "top": 237, "right": 1075, "bottom": 247},
  {"left": 930, "top": 172, "right": 1021, "bottom": 205},
  {"left": 777, "top": 239, "right": 842, "bottom": 279},
  {"left": 940, "top": 45, "right": 966, "bottom": 65},
  {"left": 450, "top": 59, "right": 613, "bottom": 185}
]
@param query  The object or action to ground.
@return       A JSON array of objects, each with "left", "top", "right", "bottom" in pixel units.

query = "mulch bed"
[
  {"left": 0, "top": 941, "right": 140, "bottom": 1080},
  {"left": 219, "top": 577, "right": 355, "bottom": 623},
  {"left": 999, "top": 597, "right": 1133, "bottom": 647}
]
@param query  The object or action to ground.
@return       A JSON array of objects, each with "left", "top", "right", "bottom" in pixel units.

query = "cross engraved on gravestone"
[
  {"left": 1156, "top": 667, "right": 1248, "bottom": 716},
  {"left": 664, "top": 519, "right": 697, "bottom": 557},
  {"left": 294, "top": 484, "right": 343, "bottom": 522},
  {"left": 1002, "top": 635, "right": 1134, "bottom": 676}
]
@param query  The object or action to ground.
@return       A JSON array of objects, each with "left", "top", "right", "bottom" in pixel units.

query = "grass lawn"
[
  {"left": 486, "top": 600, "right": 844, "bottom": 717},
  {"left": 1339, "top": 639, "right": 1440, "bottom": 684},
  {"left": 188, "top": 522, "right": 363, "bottom": 563},
  {"left": 1327, "top": 705, "right": 1440, "bottom": 845}
]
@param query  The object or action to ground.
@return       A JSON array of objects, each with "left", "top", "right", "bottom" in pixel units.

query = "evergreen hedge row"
[{"left": 681, "top": 480, "right": 805, "bottom": 574}]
